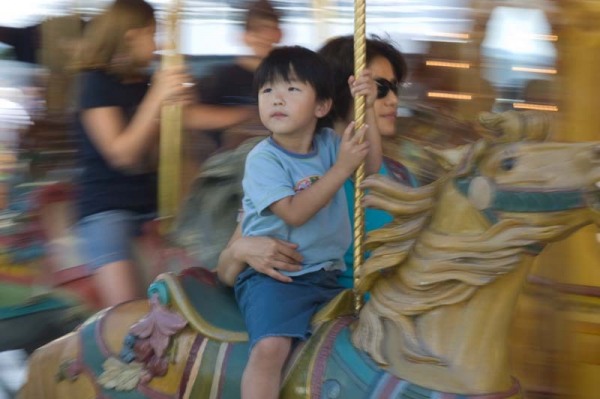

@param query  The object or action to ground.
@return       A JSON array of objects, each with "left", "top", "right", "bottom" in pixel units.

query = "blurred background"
[{"left": 0, "top": 1, "right": 598, "bottom": 398}]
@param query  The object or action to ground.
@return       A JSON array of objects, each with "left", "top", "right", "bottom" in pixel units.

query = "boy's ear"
[{"left": 315, "top": 98, "right": 332, "bottom": 118}]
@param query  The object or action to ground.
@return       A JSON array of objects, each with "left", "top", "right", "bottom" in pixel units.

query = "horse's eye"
[{"left": 500, "top": 157, "right": 517, "bottom": 171}]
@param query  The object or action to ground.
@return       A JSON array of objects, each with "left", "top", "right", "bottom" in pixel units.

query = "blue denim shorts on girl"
[
  {"left": 76, "top": 210, "right": 156, "bottom": 271},
  {"left": 234, "top": 267, "right": 343, "bottom": 351}
]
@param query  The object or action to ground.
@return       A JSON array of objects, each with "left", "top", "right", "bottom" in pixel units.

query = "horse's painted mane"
[{"left": 353, "top": 111, "right": 570, "bottom": 366}]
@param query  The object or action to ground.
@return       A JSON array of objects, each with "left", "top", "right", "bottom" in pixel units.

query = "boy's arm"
[
  {"left": 270, "top": 124, "right": 369, "bottom": 227},
  {"left": 269, "top": 162, "right": 350, "bottom": 227}
]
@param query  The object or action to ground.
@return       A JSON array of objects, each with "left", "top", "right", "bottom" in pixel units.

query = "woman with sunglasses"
[
  {"left": 216, "top": 35, "right": 414, "bottom": 287},
  {"left": 318, "top": 35, "right": 417, "bottom": 288}
]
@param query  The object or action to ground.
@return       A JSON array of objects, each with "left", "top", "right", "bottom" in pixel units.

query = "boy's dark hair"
[
  {"left": 254, "top": 46, "right": 333, "bottom": 102},
  {"left": 254, "top": 46, "right": 333, "bottom": 128},
  {"left": 244, "top": 0, "right": 281, "bottom": 31},
  {"left": 318, "top": 35, "right": 407, "bottom": 125}
]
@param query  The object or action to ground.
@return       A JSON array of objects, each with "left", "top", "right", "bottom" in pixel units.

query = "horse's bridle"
[{"left": 454, "top": 175, "right": 599, "bottom": 253}]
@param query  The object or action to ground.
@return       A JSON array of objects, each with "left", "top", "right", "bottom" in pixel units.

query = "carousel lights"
[
  {"left": 426, "top": 60, "right": 470, "bottom": 69},
  {"left": 426, "top": 32, "right": 470, "bottom": 40},
  {"left": 512, "top": 66, "right": 557, "bottom": 74},
  {"left": 529, "top": 33, "right": 558, "bottom": 42},
  {"left": 513, "top": 103, "right": 558, "bottom": 112},
  {"left": 427, "top": 91, "right": 472, "bottom": 101}
]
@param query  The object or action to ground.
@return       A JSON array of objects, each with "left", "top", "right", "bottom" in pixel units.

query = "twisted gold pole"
[
  {"left": 353, "top": 0, "right": 366, "bottom": 314},
  {"left": 158, "top": 0, "right": 184, "bottom": 235}
]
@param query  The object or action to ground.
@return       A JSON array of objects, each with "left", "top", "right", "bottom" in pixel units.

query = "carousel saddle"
[
  {"left": 150, "top": 267, "right": 356, "bottom": 343},
  {"left": 150, "top": 267, "right": 248, "bottom": 342}
]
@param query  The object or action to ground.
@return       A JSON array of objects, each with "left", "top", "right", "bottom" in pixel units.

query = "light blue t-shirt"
[{"left": 241, "top": 128, "right": 350, "bottom": 277}]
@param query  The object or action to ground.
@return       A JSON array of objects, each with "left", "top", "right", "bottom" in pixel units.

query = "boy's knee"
[{"left": 251, "top": 337, "right": 291, "bottom": 363}]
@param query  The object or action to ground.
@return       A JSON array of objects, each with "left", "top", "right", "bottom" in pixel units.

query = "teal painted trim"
[
  {"left": 334, "top": 328, "right": 380, "bottom": 386},
  {"left": 455, "top": 178, "right": 470, "bottom": 197},
  {"left": 321, "top": 326, "right": 385, "bottom": 398},
  {"left": 482, "top": 209, "right": 499, "bottom": 224},
  {"left": 148, "top": 281, "right": 170, "bottom": 306},
  {"left": 0, "top": 295, "right": 72, "bottom": 320},
  {"left": 220, "top": 342, "right": 249, "bottom": 398},
  {"left": 454, "top": 177, "right": 586, "bottom": 213},
  {"left": 80, "top": 318, "right": 147, "bottom": 399},
  {"left": 493, "top": 189, "right": 585, "bottom": 213}
]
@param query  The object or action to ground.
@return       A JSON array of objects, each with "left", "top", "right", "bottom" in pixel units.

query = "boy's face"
[
  {"left": 258, "top": 74, "right": 331, "bottom": 138},
  {"left": 244, "top": 19, "right": 282, "bottom": 59}
]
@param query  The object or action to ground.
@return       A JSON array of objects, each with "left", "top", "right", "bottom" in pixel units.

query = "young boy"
[{"left": 235, "top": 46, "right": 381, "bottom": 399}]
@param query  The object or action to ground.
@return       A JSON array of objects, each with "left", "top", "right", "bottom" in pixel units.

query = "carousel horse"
[{"left": 18, "top": 111, "right": 600, "bottom": 399}]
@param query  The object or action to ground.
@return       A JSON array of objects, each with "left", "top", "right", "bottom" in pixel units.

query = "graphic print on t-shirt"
[{"left": 294, "top": 175, "right": 320, "bottom": 192}]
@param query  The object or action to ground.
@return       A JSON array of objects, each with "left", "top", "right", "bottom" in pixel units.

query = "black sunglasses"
[{"left": 375, "top": 78, "right": 400, "bottom": 99}]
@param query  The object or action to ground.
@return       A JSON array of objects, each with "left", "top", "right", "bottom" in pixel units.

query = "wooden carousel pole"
[
  {"left": 158, "top": 0, "right": 184, "bottom": 234},
  {"left": 352, "top": 0, "right": 367, "bottom": 314}
]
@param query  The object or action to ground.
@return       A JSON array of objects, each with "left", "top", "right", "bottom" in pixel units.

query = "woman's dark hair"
[
  {"left": 318, "top": 35, "right": 407, "bottom": 125},
  {"left": 254, "top": 45, "right": 333, "bottom": 102}
]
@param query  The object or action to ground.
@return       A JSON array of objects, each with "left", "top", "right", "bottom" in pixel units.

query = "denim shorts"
[
  {"left": 76, "top": 210, "right": 156, "bottom": 271},
  {"left": 234, "top": 267, "right": 343, "bottom": 351}
]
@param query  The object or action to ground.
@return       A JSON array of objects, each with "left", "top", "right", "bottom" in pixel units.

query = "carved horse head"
[{"left": 353, "top": 111, "right": 600, "bottom": 393}]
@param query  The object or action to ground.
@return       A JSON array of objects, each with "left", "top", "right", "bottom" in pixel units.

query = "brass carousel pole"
[
  {"left": 158, "top": 0, "right": 184, "bottom": 235},
  {"left": 352, "top": 0, "right": 367, "bottom": 314}
]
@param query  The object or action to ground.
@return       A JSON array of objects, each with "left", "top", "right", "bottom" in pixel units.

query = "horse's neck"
[
  {"left": 374, "top": 257, "right": 532, "bottom": 394},
  {"left": 358, "top": 184, "right": 533, "bottom": 393}
]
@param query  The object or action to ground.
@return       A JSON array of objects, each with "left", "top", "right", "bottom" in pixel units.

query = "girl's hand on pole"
[{"left": 150, "top": 65, "right": 194, "bottom": 104}]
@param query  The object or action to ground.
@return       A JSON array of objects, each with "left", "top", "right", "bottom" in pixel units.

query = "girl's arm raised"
[{"left": 81, "top": 66, "right": 190, "bottom": 171}]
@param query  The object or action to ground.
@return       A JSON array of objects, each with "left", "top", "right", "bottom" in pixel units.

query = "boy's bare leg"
[{"left": 241, "top": 336, "right": 291, "bottom": 399}]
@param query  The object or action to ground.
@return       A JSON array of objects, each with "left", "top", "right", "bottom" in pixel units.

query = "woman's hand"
[
  {"left": 232, "top": 236, "right": 303, "bottom": 283},
  {"left": 149, "top": 65, "right": 194, "bottom": 105},
  {"left": 348, "top": 69, "right": 377, "bottom": 109},
  {"left": 217, "top": 230, "right": 304, "bottom": 286}
]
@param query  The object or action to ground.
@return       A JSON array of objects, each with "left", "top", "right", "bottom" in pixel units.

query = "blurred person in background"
[
  {"left": 196, "top": 0, "right": 282, "bottom": 155},
  {"left": 72, "top": 0, "right": 190, "bottom": 307},
  {"left": 72, "top": 0, "right": 253, "bottom": 307}
]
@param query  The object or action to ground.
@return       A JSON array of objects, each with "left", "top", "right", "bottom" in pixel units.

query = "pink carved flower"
[{"left": 129, "top": 295, "right": 187, "bottom": 359}]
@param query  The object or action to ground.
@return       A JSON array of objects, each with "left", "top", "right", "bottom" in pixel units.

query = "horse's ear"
[
  {"left": 424, "top": 141, "right": 487, "bottom": 175},
  {"left": 423, "top": 145, "right": 470, "bottom": 171},
  {"left": 478, "top": 110, "right": 554, "bottom": 142}
]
